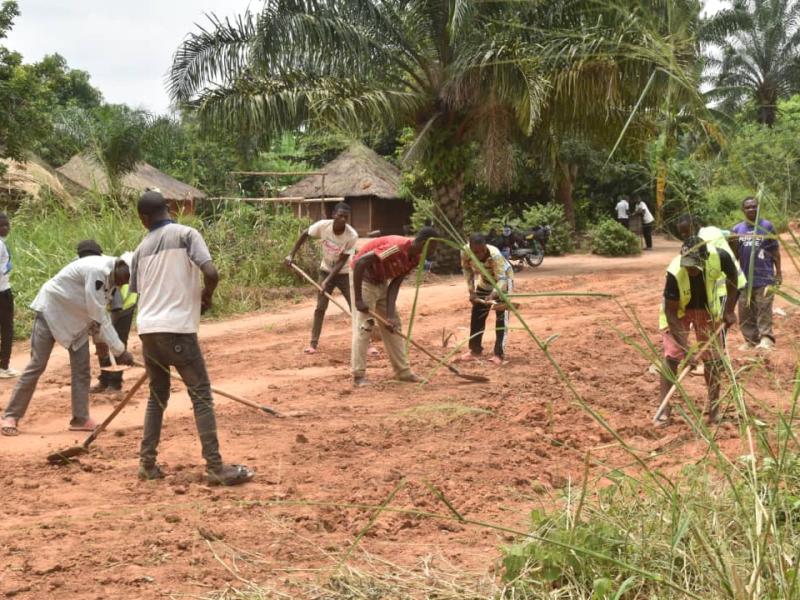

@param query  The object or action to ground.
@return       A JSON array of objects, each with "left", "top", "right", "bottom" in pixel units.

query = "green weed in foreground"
[{"left": 7, "top": 196, "right": 317, "bottom": 338}]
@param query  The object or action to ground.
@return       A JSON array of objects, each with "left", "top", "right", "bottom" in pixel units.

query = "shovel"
[
  {"left": 47, "top": 370, "right": 149, "bottom": 465},
  {"left": 368, "top": 310, "right": 489, "bottom": 384}
]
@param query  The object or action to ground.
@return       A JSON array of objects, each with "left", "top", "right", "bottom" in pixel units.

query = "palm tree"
[
  {"left": 710, "top": 0, "right": 800, "bottom": 126},
  {"left": 169, "top": 0, "right": 700, "bottom": 262}
]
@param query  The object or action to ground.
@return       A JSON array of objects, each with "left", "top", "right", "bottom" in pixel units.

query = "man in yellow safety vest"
[{"left": 657, "top": 236, "right": 744, "bottom": 425}]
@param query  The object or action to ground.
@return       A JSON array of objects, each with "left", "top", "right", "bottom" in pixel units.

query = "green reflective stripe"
[
  {"left": 120, "top": 284, "right": 138, "bottom": 311},
  {"left": 698, "top": 227, "right": 747, "bottom": 298}
]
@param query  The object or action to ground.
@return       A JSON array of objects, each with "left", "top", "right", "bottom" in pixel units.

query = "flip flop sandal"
[
  {"left": 207, "top": 464, "right": 254, "bottom": 486},
  {"left": 303, "top": 346, "right": 318, "bottom": 354},
  {"left": 1, "top": 418, "right": 18, "bottom": 436},
  {"left": 68, "top": 418, "right": 97, "bottom": 432}
]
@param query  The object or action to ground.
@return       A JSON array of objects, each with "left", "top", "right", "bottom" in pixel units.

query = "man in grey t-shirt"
[{"left": 131, "top": 191, "right": 253, "bottom": 486}]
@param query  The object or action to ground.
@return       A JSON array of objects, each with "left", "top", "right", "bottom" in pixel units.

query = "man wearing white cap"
[{"left": 0, "top": 253, "right": 135, "bottom": 436}]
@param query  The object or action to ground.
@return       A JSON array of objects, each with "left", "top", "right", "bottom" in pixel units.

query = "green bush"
[
  {"left": 589, "top": 219, "right": 641, "bottom": 256},
  {"left": 520, "top": 203, "right": 573, "bottom": 255}
]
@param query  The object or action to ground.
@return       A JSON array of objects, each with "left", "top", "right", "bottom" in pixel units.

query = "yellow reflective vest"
[
  {"left": 119, "top": 284, "right": 137, "bottom": 311},
  {"left": 698, "top": 226, "right": 747, "bottom": 296},
  {"left": 658, "top": 247, "right": 722, "bottom": 330}
]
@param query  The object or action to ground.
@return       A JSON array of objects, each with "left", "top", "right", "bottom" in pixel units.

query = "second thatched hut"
[{"left": 280, "top": 143, "right": 412, "bottom": 236}]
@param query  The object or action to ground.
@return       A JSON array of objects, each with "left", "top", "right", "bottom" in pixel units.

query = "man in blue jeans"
[{"left": 130, "top": 191, "right": 253, "bottom": 486}]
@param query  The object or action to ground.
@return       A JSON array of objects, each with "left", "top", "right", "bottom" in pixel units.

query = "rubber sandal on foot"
[
  {"left": 1, "top": 417, "right": 18, "bottom": 436},
  {"left": 68, "top": 418, "right": 97, "bottom": 432}
]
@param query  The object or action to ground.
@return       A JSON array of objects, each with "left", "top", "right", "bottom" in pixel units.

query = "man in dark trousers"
[
  {"left": 131, "top": 191, "right": 253, "bottom": 486},
  {"left": 351, "top": 227, "right": 438, "bottom": 386},
  {"left": 285, "top": 202, "right": 358, "bottom": 354},
  {"left": 656, "top": 236, "right": 742, "bottom": 425},
  {"left": 459, "top": 233, "right": 514, "bottom": 365},
  {"left": 0, "top": 213, "right": 17, "bottom": 379}
]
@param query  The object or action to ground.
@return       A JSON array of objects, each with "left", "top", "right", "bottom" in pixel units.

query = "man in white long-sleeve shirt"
[{"left": 0, "top": 255, "right": 134, "bottom": 436}]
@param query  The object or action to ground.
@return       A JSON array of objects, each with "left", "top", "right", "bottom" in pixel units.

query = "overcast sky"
[
  {"left": 6, "top": 0, "right": 256, "bottom": 114},
  {"left": 7, "top": 0, "right": 727, "bottom": 116}
]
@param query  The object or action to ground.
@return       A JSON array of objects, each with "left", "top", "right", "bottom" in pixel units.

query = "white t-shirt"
[
  {"left": 131, "top": 222, "right": 213, "bottom": 335},
  {"left": 615, "top": 199, "right": 629, "bottom": 219},
  {"left": 307, "top": 219, "right": 358, "bottom": 274},
  {"left": 0, "top": 238, "right": 10, "bottom": 292},
  {"left": 636, "top": 201, "right": 655, "bottom": 224}
]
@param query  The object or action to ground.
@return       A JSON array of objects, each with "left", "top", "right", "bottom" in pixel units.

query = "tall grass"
[{"left": 7, "top": 194, "right": 317, "bottom": 337}]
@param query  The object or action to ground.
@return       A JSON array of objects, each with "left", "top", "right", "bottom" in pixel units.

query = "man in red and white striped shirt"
[{"left": 350, "top": 227, "right": 438, "bottom": 386}]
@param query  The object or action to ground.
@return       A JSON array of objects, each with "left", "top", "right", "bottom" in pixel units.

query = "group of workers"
[
  {"left": 0, "top": 191, "right": 254, "bottom": 486},
  {"left": 0, "top": 189, "right": 783, "bottom": 483}
]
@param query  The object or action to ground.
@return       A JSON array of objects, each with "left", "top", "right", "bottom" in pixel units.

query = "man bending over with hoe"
[
  {"left": 459, "top": 233, "right": 514, "bottom": 365},
  {"left": 131, "top": 191, "right": 253, "bottom": 486},
  {"left": 655, "top": 236, "right": 742, "bottom": 426},
  {"left": 285, "top": 202, "right": 358, "bottom": 354},
  {"left": 351, "top": 227, "right": 438, "bottom": 386},
  {"left": 1, "top": 254, "right": 135, "bottom": 436}
]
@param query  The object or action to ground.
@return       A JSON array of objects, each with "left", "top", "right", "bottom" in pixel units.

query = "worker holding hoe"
[
  {"left": 459, "top": 233, "right": 514, "bottom": 365},
  {"left": 285, "top": 202, "right": 358, "bottom": 354},
  {"left": 131, "top": 191, "right": 253, "bottom": 486},
  {"left": 0, "top": 253, "right": 135, "bottom": 436},
  {"left": 656, "top": 236, "right": 743, "bottom": 426},
  {"left": 350, "top": 227, "right": 438, "bottom": 386}
]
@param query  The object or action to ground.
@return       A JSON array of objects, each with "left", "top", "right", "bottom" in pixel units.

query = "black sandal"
[{"left": 207, "top": 464, "right": 254, "bottom": 486}]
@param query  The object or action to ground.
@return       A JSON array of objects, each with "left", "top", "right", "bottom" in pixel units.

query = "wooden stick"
[{"left": 289, "top": 262, "right": 351, "bottom": 316}]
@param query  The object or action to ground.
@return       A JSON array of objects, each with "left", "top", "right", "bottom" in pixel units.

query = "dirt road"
[{"left": 1, "top": 237, "right": 797, "bottom": 598}]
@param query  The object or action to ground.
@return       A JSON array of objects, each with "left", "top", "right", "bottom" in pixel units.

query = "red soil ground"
[{"left": 1, "top": 236, "right": 798, "bottom": 598}]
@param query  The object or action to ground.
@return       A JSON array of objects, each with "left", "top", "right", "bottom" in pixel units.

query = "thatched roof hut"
[
  {"left": 57, "top": 154, "right": 205, "bottom": 213},
  {"left": 280, "top": 143, "right": 412, "bottom": 235},
  {"left": 1, "top": 157, "right": 77, "bottom": 209}
]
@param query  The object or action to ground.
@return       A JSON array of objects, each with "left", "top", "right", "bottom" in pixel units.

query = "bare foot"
[{"left": 303, "top": 346, "right": 318, "bottom": 355}]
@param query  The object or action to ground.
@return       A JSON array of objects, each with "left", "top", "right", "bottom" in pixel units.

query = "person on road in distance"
[
  {"left": 350, "top": 227, "right": 438, "bottom": 386},
  {"left": 459, "top": 233, "right": 514, "bottom": 365},
  {"left": 730, "top": 197, "right": 782, "bottom": 352},
  {"left": 0, "top": 254, "right": 135, "bottom": 436},
  {"left": 657, "top": 236, "right": 743, "bottom": 426},
  {"left": 632, "top": 196, "right": 654, "bottom": 249},
  {"left": 131, "top": 190, "right": 253, "bottom": 486},
  {"left": 285, "top": 202, "right": 358, "bottom": 354},
  {"left": 0, "top": 213, "right": 18, "bottom": 379},
  {"left": 615, "top": 196, "right": 630, "bottom": 229},
  {"left": 75, "top": 240, "right": 140, "bottom": 395}
]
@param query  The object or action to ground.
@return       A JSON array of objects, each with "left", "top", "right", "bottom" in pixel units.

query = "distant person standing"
[
  {"left": 615, "top": 196, "right": 630, "bottom": 229},
  {"left": 633, "top": 196, "right": 655, "bottom": 249},
  {"left": 731, "top": 197, "right": 782, "bottom": 351},
  {"left": 285, "top": 202, "right": 358, "bottom": 354},
  {"left": 0, "top": 213, "right": 17, "bottom": 379}
]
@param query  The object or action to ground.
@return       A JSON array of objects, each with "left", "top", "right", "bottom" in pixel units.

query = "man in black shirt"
[{"left": 658, "top": 236, "right": 742, "bottom": 424}]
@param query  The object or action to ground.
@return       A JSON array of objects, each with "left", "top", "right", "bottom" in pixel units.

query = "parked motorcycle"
[{"left": 490, "top": 225, "right": 550, "bottom": 270}]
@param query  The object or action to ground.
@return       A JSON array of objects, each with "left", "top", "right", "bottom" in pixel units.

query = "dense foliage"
[{"left": 589, "top": 220, "right": 643, "bottom": 256}]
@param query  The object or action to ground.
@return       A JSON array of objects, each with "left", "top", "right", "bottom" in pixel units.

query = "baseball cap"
[
  {"left": 76, "top": 239, "right": 103, "bottom": 257},
  {"left": 680, "top": 236, "right": 709, "bottom": 269}
]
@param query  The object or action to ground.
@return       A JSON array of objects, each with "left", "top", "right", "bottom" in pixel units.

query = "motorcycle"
[{"left": 491, "top": 225, "right": 550, "bottom": 270}]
